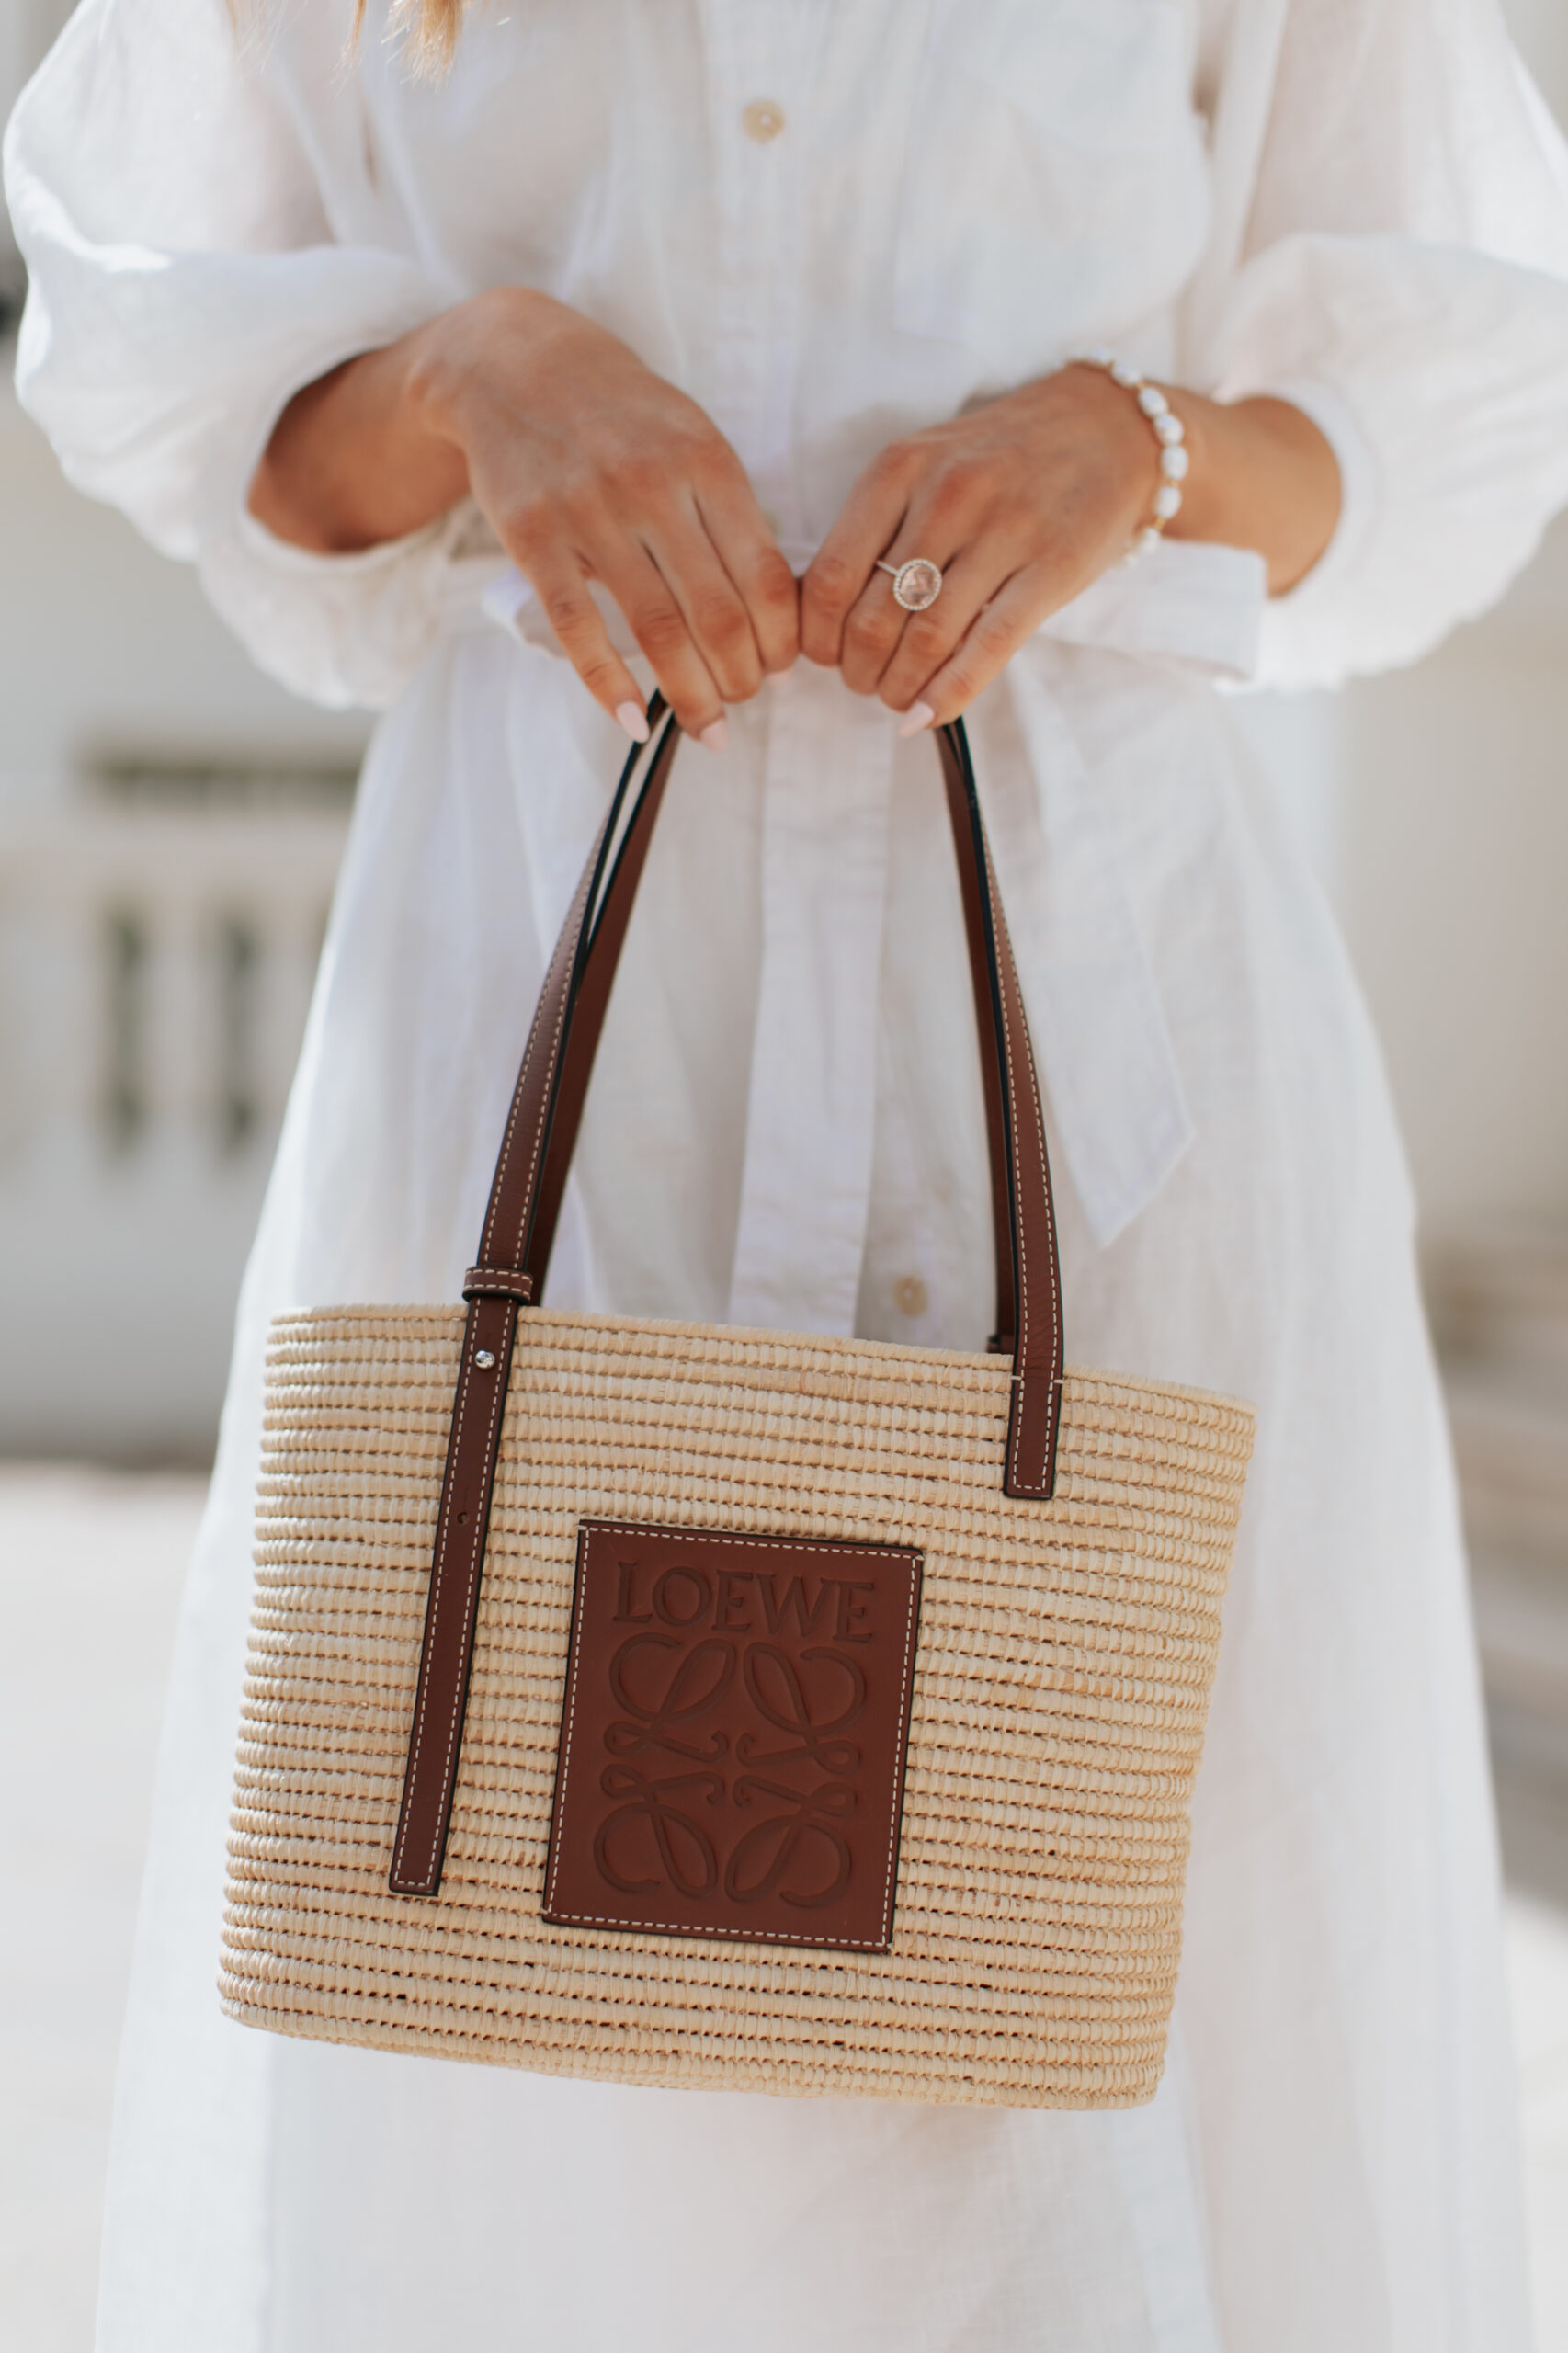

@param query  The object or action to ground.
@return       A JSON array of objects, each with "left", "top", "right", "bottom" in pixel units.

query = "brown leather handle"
[
  {"left": 517, "top": 723, "right": 1015, "bottom": 1353},
  {"left": 390, "top": 699, "right": 1063, "bottom": 1896},
  {"left": 523, "top": 716, "right": 1042, "bottom": 1361}
]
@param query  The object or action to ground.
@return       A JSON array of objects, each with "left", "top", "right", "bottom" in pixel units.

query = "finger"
[
  {"left": 836, "top": 502, "right": 978, "bottom": 698},
  {"left": 698, "top": 489, "right": 801, "bottom": 677},
  {"left": 642, "top": 498, "right": 768, "bottom": 706},
  {"left": 800, "top": 444, "right": 919, "bottom": 669},
  {"left": 874, "top": 537, "right": 1030, "bottom": 715},
  {"left": 898, "top": 564, "right": 1056, "bottom": 730},
  {"left": 524, "top": 547, "right": 651, "bottom": 739},
  {"left": 592, "top": 538, "right": 730, "bottom": 742}
]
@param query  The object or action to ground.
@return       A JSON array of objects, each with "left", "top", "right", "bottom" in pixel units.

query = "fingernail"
[
  {"left": 898, "top": 702, "right": 936, "bottom": 740},
  {"left": 615, "top": 699, "right": 651, "bottom": 745},
  {"left": 699, "top": 716, "right": 730, "bottom": 755}
]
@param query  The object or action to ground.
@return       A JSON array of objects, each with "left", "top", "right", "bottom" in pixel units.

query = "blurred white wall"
[
  {"left": 1508, "top": 0, "right": 1568, "bottom": 112},
  {"left": 1326, "top": 0, "right": 1568, "bottom": 1233},
  {"left": 0, "top": 383, "right": 366, "bottom": 1458},
  {"left": 1, "top": 2, "right": 72, "bottom": 306},
  {"left": 1337, "top": 521, "right": 1568, "bottom": 1228}
]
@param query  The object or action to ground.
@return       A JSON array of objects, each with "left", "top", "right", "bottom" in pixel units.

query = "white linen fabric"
[{"left": 8, "top": 1, "right": 1568, "bottom": 2347}]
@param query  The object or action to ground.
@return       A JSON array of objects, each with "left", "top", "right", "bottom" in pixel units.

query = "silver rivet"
[{"left": 474, "top": 1349, "right": 497, "bottom": 1370}]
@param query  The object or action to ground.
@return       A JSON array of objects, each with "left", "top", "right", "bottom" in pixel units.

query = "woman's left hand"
[
  {"left": 800, "top": 365, "right": 1340, "bottom": 730},
  {"left": 799, "top": 364, "right": 1162, "bottom": 732}
]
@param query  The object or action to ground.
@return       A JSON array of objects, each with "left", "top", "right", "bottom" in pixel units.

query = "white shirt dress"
[{"left": 9, "top": 1, "right": 1568, "bottom": 2346}]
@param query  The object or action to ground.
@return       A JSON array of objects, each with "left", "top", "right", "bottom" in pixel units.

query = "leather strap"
[
  {"left": 937, "top": 729, "right": 1017, "bottom": 1358},
  {"left": 521, "top": 726, "right": 1019, "bottom": 1361},
  {"left": 519, "top": 713, "right": 685, "bottom": 1298},
  {"left": 531, "top": 721, "right": 1041, "bottom": 1399},
  {"left": 390, "top": 700, "right": 1062, "bottom": 1897},
  {"left": 935, "top": 721, "right": 1062, "bottom": 1504},
  {"left": 389, "top": 710, "right": 681, "bottom": 1896}
]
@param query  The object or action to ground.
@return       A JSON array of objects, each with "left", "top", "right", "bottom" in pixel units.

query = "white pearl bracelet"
[{"left": 1070, "top": 348, "right": 1189, "bottom": 555}]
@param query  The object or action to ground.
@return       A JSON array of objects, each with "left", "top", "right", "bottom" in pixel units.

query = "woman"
[{"left": 8, "top": 0, "right": 1568, "bottom": 2346}]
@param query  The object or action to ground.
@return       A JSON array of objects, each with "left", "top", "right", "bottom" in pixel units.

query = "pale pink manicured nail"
[
  {"left": 699, "top": 716, "right": 730, "bottom": 755},
  {"left": 898, "top": 702, "right": 936, "bottom": 740},
  {"left": 615, "top": 699, "right": 651, "bottom": 744}
]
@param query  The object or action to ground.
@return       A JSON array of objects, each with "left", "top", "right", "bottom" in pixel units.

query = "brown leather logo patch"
[{"left": 542, "top": 1520, "right": 923, "bottom": 1953}]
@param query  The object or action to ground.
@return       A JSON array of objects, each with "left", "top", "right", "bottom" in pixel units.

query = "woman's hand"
[
  {"left": 250, "top": 286, "right": 800, "bottom": 744},
  {"left": 799, "top": 366, "right": 1341, "bottom": 732}
]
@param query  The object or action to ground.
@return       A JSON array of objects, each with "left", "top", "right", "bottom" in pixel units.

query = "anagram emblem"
[
  {"left": 594, "top": 1763, "right": 723, "bottom": 1896},
  {"left": 723, "top": 1771, "right": 856, "bottom": 1907},
  {"left": 542, "top": 1521, "right": 923, "bottom": 1952},
  {"left": 605, "top": 1634, "right": 736, "bottom": 1761}
]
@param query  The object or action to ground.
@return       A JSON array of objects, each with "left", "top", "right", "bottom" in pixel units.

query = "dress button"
[
  {"left": 741, "top": 98, "right": 786, "bottom": 144},
  {"left": 894, "top": 1275, "right": 929, "bottom": 1320}
]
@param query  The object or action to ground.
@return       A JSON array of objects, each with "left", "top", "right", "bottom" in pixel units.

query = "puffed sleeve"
[
  {"left": 3, "top": 0, "right": 466, "bottom": 709},
  {"left": 1191, "top": 0, "right": 1568, "bottom": 688}
]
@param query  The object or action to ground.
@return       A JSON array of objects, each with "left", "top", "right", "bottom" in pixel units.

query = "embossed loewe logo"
[{"left": 542, "top": 1521, "right": 923, "bottom": 1953}]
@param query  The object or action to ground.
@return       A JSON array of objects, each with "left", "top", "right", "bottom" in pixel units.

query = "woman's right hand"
[{"left": 249, "top": 285, "right": 801, "bottom": 745}]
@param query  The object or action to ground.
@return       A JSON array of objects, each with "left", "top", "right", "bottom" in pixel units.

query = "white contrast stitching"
[
  {"left": 408, "top": 742, "right": 669, "bottom": 1888},
  {"left": 983, "top": 828, "right": 1061, "bottom": 1493},
  {"left": 537, "top": 1910, "right": 899, "bottom": 1948},
  {"left": 879, "top": 1566, "right": 920, "bottom": 1944},
  {"left": 484, "top": 728, "right": 668, "bottom": 1269},
  {"left": 480, "top": 948, "right": 567, "bottom": 1267},
  {"left": 576, "top": 1524, "right": 920, "bottom": 1562},
  {"left": 481, "top": 858, "right": 596, "bottom": 1268},
  {"left": 542, "top": 1526, "right": 590, "bottom": 1915},
  {"left": 392, "top": 1310, "right": 511, "bottom": 1886},
  {"left": 464, "top": 1268, "right": 535, "bottom": 1299}
]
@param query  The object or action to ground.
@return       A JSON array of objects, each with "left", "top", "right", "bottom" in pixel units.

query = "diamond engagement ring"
[{"left": 877, "top": 556, "right": 944, "bottom": 612}]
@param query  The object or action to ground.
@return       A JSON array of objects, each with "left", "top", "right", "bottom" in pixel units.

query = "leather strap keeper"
[{"left": 462, "top": 1266, "right": 536, "bottom": 1303}]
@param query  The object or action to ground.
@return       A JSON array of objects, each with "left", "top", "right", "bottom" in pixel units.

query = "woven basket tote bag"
[{"left": 221, "top": 702, "right": 1255, "bottom": 2109}]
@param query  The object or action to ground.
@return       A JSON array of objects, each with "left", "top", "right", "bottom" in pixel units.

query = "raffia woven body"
[{"left": 221, "top": 1305, "right": 1251, "bottom": 2108}]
